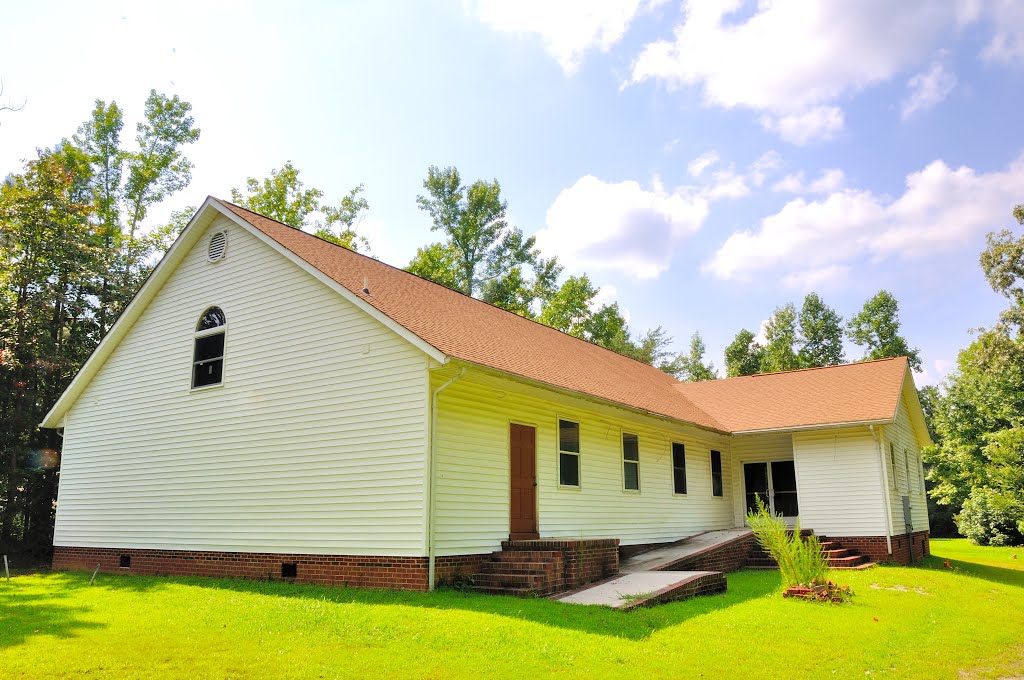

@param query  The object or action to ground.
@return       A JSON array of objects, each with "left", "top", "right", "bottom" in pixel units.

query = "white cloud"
[
  {"left": 773, "top": 168, "right": 845, "bottom": 194},
  {"left": 467, "top": 0, "right": 659, "bottom": 74},
  {"left": 705, "top": 168, "right": 749, "bottom": 200},
  {"left": 704, "top": 153, "right": 1024, "bottom": 283},
  {"left": 781, "top": 265, "right": 852, "bottom": 291},
  {"left": 629, "top": 1, "right": 971, "bottom": 143},
  {"left": 760, "top": 106, "right": 844, "bottom": 145},
  {"left": 902, "top": 54, "right": 957, "bottom": 119},
  {"left": 980, "top": 0, "right": 1024, "bottom": 64},
  {"left": 687, "top": 150, "right": 719, "bottom": 177},
  {"left": 749, "top": 150, "right": 782, "bottom": 187},
  {"left": 536, "top": 175, "right": 709, "bottom": 279}
]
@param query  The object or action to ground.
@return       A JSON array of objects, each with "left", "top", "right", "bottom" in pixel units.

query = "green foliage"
[
  {"left": 797, "top": 292, "right": 845, "bottom": 367},
  {"left": 980, "top": 205, "right": 1024, "bottom": 331},
  {"left": 760, "top": 303, "right": 799, "bottom": 373},
  {"left": 955, "top": 486, "right": 1024, "bottom": 546},
  {"left": 537, "top": 275, "right": 599, "bottom": 336},
  {"left": 724, "top": 328, "right": 763, "bottom": 377},
  {"left": 665, "top": 332, "right": 718, "bottom": 381},
  {"left": 745, "top": 496, "right": 829, "bottom": 588},
  {"left": 846, "top": 290, "right": 922, "bottom": 370},
  {"left": 230, "top": 162, "right": 370, "bottom": 251}
]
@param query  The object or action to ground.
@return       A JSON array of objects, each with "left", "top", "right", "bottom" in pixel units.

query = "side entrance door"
[
  {"left": 509, "top": 423, "right": 539, "bottom": 540},
  {"left": 744, "top": 461, "right": 799, "bottom": 520}
]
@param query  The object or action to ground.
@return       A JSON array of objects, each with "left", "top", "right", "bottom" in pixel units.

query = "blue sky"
[{"left": 3, "top": 0, "right": 1023, "bottom": 386}]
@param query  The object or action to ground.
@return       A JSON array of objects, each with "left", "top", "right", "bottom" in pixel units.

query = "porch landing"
[
  {"left": 620, "top": 528, "right": 753, "bottom": 573},
  {"left": 556, "top": 570, "right": 725, "bottom": 610}
]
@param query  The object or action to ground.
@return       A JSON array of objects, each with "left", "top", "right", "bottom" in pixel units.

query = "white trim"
[{"left": 731, "top": 418, "right": 893, "bottom": 436}]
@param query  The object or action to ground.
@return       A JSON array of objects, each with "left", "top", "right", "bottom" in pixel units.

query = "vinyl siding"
[
  {"left": 431, "top": 367, "right": 734, "bottom": 555},
  {"left": 54, "top": 216, "right": 430, "bottom": 556},
  {"left": 792, "top": 427, "right": 888, "bottom": 536},
  {"left": 883, "top": 389, "right": 930, "bottom": 534},
  {"left": 730, "top": 433, "right": 794, "bottom": 526}
]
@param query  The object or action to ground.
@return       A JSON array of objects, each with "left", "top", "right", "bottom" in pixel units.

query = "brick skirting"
[
  {"left": 660, "top": 533, "right": 757, "bottom": 573},
  {"left": 52, "top": 546, "right": 490, "bottom": 591},
  {"left": 820, "top": 531, "right": 930, "bottom": 565}
]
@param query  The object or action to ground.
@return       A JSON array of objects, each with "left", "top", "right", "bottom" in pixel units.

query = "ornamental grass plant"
[{"left": 746, "top": 495, "right": 829, "bottom": 588}]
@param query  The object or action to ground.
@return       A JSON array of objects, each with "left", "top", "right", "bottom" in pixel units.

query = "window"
[
  {"left": 672, "top": 442, "right": 687, "bottom": 495},
  {"left": 558, "top": 419, "right": 580, "bottom": 487},
  {"left": 710, "top": 450, "right": 723, "bottom": 497},
  {"left": 622, "top": 433, "right": 639, "bottom": 491},
  {"left": 904, "top": 448, "right": 912, "bottom": 492},
  {"left": 889, "top": 443, "right": 897, "bottom": 489},
  {"left": 192, "top": 306, "right": 226, "bottom": 388}
]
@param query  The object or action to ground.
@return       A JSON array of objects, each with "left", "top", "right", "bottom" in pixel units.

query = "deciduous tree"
[
  {"left": 846, "top": 290, "right": 922, "bottom": 370},
  {"left": 797, "top": 292, "right": 845, "bottom": 367},
  {"left": 724, "top": 329, "right": 763, "bottom": 377}
]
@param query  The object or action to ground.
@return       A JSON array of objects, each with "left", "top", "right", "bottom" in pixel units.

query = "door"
[
  {"left": 744, "top": 461, "right": 799, "bottom": 519},
  {"left": 509, "top": 423, "right": 538, "bottom": 540}
]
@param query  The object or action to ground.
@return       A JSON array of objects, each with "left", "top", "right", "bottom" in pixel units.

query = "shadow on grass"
[
  {"left": 0, "top": 571, "right": 169, "bottom": 649},
  {"left": 913, "top": 555, "right": 1024, "bottom": 589},
  {"left": 123, "top": 568, "right": 778, "bottom": 640}
]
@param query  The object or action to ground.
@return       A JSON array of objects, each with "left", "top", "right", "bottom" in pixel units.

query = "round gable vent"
[{"left": 208, "top": 231, "right": 227, "bottom": 262}]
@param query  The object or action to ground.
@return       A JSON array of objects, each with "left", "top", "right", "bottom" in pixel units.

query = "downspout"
[
  {"left": 427, "top": 367, "right": 466, "bottom": 591},
  {"left": 870, "top": 424, "right": 894, "bottom": 558}
]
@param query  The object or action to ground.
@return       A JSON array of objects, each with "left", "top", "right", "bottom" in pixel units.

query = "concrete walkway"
[
  {"left": 556, "top": 571, "right": 722, "bottom": 609},
  {"left": 621, "top": 528, "right": 752, "bottom": 573}
]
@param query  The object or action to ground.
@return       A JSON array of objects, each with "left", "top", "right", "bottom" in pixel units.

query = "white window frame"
[
  {"left": 557, "top": 417, "right": 581, "bottom": 489},
  {"left": 622, "top": 432, "right": 640, "bottom": 493},
  {"left": 710, "top": 449, "right": 724, "bottom": 498},
  {"left": 671, "top": 442, "right": 687, "bottom": 496},
  {"left": 191, "top": 307, "right": 227, "bottom": 391}
]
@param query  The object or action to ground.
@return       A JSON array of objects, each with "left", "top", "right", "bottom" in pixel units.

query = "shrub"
[
  {"left": 746, "top": 496, "right": 828, "bottom": 588},
  {"left": 955, "top": 487, "right": 1024, "bottom": 546}
]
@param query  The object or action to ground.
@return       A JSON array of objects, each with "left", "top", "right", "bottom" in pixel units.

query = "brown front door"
[{"left": 509, "top": 423, "right": 539, "bottom": 540}]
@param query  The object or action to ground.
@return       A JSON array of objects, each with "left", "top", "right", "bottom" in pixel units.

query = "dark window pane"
[
  {"left": 711, "top": 450, "right": 723, "bottom": 497},
  {"left": 775, "top": 492, "right": 799, "bottom": 517},
  {"left": 197, "top": 306, "right": 226, "bottom": 331},
  {"left": 194, "top": 333, "right": 225, "bottom": 362},
  {"left": 622, "top": 433, "right": 638, "bottom": 461},
  {"left": 624, "top": 461, "right": 639, "bottom": 490},
  {"left": 559, "top": 452, "right": 579, "bottom": 486},
  {"left": 672, "top": 442, "right": 687, "bottom": 494},
  {"left": 193, "top": 358, "right": 223, "bottom": 388},
  {"left": 558, "top": 419, "right": 579, "bottom": 453},
  {"left": 744, "top": 462, "right": 769, "bottom": 513},
  {"left": 770, "top": 461, "right": 797, "bottom": 492}
]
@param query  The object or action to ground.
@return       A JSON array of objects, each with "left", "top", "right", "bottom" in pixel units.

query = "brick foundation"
[
  {"left": 819, "top": 531, "right": 930, "bottom": 565},
  {"left": 52, "top": 546, "right": 490, "bottom": 591},
  {"left": 658, "top": 533, "right": 757, "bottom": 573}
]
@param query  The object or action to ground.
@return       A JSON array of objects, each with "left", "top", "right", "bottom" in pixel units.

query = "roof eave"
[{"left": 730, "top": 418, "right": 894, "bottom": 436}]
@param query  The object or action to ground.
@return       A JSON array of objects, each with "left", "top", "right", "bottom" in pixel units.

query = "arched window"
[{"left": 192, "top": 307, "right": 226, "bottom": 388}]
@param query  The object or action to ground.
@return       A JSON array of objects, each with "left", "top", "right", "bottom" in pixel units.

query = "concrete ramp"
[
  {"left": 621, "top": 528, "right": 753, "bottom": 573},
  {"left": 556, "top": 571, "right": 725, "bottom": 610}
]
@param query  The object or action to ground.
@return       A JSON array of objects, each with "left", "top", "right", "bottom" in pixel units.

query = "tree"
[
  {"left": 724, "top": 329, "right": 763, "bottom": 377},
  {"left": 760, "top": 303, "right": 800, "bottom": 373},
  {"left": 797, "top": 292, "right": 845, "bottom": 367},
  {"left": 230, "top": 161, "right": 370, "bottom": 251},
  {"left": 846, "top": 290, "right": 922, "bottom": 370},
  {"left": 412, "top": 165, "right": 553, "bottom": 310},
  {"left": 979, "top": 204, "right": 1024, "bottom": 332},
  {"left": 666, "top": 332, "right": 719, "bottom": 382},
  {"left": 538, "top": 275, "right": 599, "bottom": 337}
]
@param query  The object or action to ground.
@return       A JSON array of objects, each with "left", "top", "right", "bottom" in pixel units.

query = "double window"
[
  {"left": 558, "top": 419, "right": 580, "bottom": 487},
  {"left": 710, "top": 450, "right": 723, "bottom": 497},
  {"left": 192, "top": 306, "right": 226, "bottom": 388},
  {"left": 622, "top": 433, "right": 639, "bottom": 491},
  {"left": 672, "top": 443, "right": 687, "bottom": 495}
]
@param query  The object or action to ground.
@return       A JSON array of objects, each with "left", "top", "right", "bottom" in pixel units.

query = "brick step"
[
  {"left": 473, "top": 572, "right": 546, "bottom": 590},
  {"left": 823, "top": 548, "right": 851, "bottom": 558},
  {"left": 745, "top": 557, "right": 777, "bottom": 567},
  {"left": 827, "top": 555, "right": 866, "bottom": 568},
  {"left": 478, "top": 561, "right": 554, "bottom": 576},
  {"left": 474, "top": 586, "right": 545, "bottom": 596},
  {"left": 488, "top": 550, "right": 563, "bottom": 562}
]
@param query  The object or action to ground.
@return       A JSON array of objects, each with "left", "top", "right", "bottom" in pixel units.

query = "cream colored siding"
[
  {"left": 432, "top": 368, "right": 734, "bottom": 555},
  {"left": 883, "top": 390, "right": 930, "bottom": 534},
  {"left": 54, "top": 217, "right": 430, "bottom": 556},
  {"left": 791, "top": 427, "right": 887, "bottom": 536},
  {"left": 730, "top": 433, "right": 794, "bottom": 526}
]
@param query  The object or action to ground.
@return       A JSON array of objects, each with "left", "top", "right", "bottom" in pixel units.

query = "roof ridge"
[
  {"left": 684, "top": 356, "right": 908, "bottom": 385},
  {"left": 215, "top": 197, "right": 696, "bottom": 379}
]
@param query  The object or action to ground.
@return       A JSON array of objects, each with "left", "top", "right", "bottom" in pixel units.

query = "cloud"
[
  {"left": 980, "top": 0, "right": 1024, "bottom": 64},
  {"left": 629, "top": 1, "right": 970, "bottom": 143},
  {"left": 704, "top": 153, "right": 1024, "bottom": 283},
  {"left": 536, "top": 175, "right": 709, "bottom": 279},
  {"left": 780, "top": 265, "right": 852, "bottom": 291},
  {"left": 687, "top": 150, "right": 719, "bottom": 177},
  {"left": 705, "top": 168, "right": 749, "bottom": 200},
  {"left": 773, "top": 168, "right": 845, "bottom": 194},
  {"left": 902, "top": 54, "right": 957, "bottom": 119},
  {"left": 467, "top": 0, "right": 660, "bottom": 74},
  {"left": 749, "top": 150, "right": 782, "bottom": 187}
]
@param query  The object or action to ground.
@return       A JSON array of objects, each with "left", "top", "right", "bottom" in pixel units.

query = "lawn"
[{"left": 2, "top": 539, "right": 1023, "bottom": 679}]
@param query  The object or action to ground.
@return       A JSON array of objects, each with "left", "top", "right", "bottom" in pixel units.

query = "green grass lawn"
[{"left": 3, "top": 539, "right": 1023, "bottom": 679}]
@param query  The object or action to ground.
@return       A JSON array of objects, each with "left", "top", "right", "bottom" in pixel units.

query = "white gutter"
[
  {"left": 732, "top": 418, "right": 893, "bottom": 436},
  {"left": 427, "top": 367, "right": 466, "bottom": 591},
  {"left": 869, "top": 424, "right": 894, "bottom": 558}
]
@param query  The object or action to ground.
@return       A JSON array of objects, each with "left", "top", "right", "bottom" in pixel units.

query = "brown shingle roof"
[
  {"left": 220, "top": 199, "right": 909, "bottom": 435},
  {"left": 218, "top": 200, "right": 727, "bottom": 431},
  {"left": 673, "top": 357, "right": 908, "bottom": 432}
]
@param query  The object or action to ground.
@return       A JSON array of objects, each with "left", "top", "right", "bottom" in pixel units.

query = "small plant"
[
  {"left": 746, "top": 496, "right": 834, "bottom": 596},
  {"left": 616, "top": 590, "right": 654, "bottom": 605}
]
